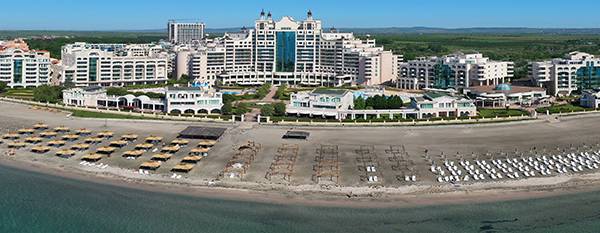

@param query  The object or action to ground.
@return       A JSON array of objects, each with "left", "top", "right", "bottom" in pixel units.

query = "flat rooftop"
[{"left": 178, "top": 126, "right": 226, "bottom": 140}]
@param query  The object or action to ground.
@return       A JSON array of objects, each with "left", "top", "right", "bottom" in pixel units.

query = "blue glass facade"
[
  {"left": 13, "top": 60, "right": 22, "bottom": 83},
  {"left": 433, "top": 63, "right": 455, "bottom": 89},
  {"left": 276, "top": 31, "right": 296, "bottom": 72},
  {"left": 88, "top": 57, "right": 98, "bottom": 82},
  {"left": 576, "top": 62, "right": 600, "bottom": 91}
]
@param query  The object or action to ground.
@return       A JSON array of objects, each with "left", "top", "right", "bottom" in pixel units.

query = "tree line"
[{"left": 354, "top": 95, "right": 403, "bottom": 110}]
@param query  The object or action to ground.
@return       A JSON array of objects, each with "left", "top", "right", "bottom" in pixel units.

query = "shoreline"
[{"left": 5, "top": 154, "right": 600, "bottom": 209}]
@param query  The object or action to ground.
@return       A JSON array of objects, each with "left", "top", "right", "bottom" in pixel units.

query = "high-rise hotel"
[
  {"left": 175, "top": 10, "right": 399, "bottom": 86},
  {"left": 168, "top": 20, "right": 205, "bottom": 45},
  {"left": 529, "top": 52, "right": 600, "bottom": 96},
  {"left": 60, "top": 43, "right": 169, "bottom": 87},
  {"left": 397, "top": 53, "right": 514, "bottom": 90},
  {"left": 0, "top": 39, "right": 51, "bottom": 88}
]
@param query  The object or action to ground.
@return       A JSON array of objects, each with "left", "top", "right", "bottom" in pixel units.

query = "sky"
[{"left": 2, "top": 0, "right": 600, "bottom": 30}]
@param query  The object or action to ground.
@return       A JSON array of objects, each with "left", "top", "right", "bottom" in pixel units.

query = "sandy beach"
[{"left": 4, "top": 100, "right": 600, "bottom": 208}]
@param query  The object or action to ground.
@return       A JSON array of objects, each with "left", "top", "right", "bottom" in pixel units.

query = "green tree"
[
  {"left": 387, "top": 95, "right": 403, "bottom": 109},
  {"left": 354, "top": 96, "right": 366, "bottom": 110},
  {"left": 275, "top": 84, "right": 288, "bottom": 100},
  {"left": 255, "top": 83, "right": 272, "bottom": 99},
  {"left": 0, "top": 82, "right": 7, "bottom": 93},
  {"left": 260, "top": 104, "right": 274, "bottom": 116},
  {"left": 221, "top": 102, "right": 233, "bottom": 115},
  {"left": 273, "top": 102, "right": 287, "bottom": 116},
  {"left": 33, "top": 85, "right": 62, "bottom": 103},
  {"left": 106, "top": 87, "right": 129, "bottom": 96}
]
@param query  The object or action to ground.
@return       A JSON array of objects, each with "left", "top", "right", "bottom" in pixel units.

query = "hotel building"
[
  {"left": 528, "top": 52, "right": 600, "bottom": 96},
  {"left": 397, "top": 53, "right": 514, "bottom": 90},
  {"left": 286, "top": 89, "right": 476, "bottom": 120},
  {"left": 0, "top": 47, "right": 51, "bottom": 88},
  {"left": 168, "top": 20, "right": 206, "bottom": 45},
  {"left": 63, "top": 86, "right": 223, "bottom": 114},
  {"left": 61, "top": 43, "right": 169, "bottom": 87},
  {"left": 176, "top": 10, "right": 399, "bottom": 87}
]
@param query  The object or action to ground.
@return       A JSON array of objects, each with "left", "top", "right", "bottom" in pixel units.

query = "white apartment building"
[
  {"left": 0, "top": 48, "right": 51, "bottom": 88},
  {"left": 165, "top": 86, "right": 223, "bottom": 114},
  {"left": 398, "top": 53, "right": 514, "bottom": 90},
  {"left": 287, "top": 89, "right": 355, "bottom": 119},
  {"left": 410, "top": 92, "right": 477, "bottom": 118},
  {"left": 168, "top": 20, "right": 205, "bottom": 45},
  {"left": 61, "top": 43, "right": 169, "bottom": 87},
  {"left": 529, "top": 52, "right": 600, "bottom": 96},
  {"left": 580, "top": 89, "right": 600, "bottom": 109},
  {"left": 63, "top": 86, "right": 223, "bottom": 114},
  {"left": 176, "top": 10, "right": 398, "bottom": 87}
]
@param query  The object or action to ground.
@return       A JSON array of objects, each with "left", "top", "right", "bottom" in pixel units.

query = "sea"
[{"left": 1, "top": 164, "right": 600, "bottom": 233}]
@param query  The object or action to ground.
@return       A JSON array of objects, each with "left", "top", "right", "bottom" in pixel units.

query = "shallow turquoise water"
[{"left": 1, "top": 164, "right": 600, "bottom": 233}]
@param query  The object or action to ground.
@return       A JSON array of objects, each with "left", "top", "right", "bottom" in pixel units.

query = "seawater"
[{"left": 1, "top": 164, "right": 600, "bottom": 233}]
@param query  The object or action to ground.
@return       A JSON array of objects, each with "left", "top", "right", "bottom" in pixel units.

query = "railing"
[{"left": 265, "top": 115, "right": 536, "bottom": 127}]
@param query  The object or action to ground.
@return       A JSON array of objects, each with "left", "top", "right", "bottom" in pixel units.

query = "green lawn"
[
  {"left": 478, "top": 108, "right": 529, "bottom": 118},
  {"left": 3, "top": 89, "right": 34, "bottom": 100},
  {"left": 536, "top": 104, "right": 589, "bottom": 114},
  {"left": 70, "top": 110, "right": 149, "bottom": 120}
]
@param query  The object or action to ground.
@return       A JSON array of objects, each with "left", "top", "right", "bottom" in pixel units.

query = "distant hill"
[{"left": 4, "top": 27, "right": 600, "bottom": 39}]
